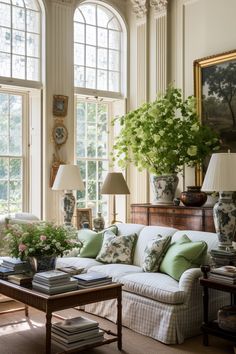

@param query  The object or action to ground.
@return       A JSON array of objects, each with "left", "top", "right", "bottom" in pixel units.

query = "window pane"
[
  {"left": 86, "top": 25, "right": 96, "bottom": 46},
  {"left": 0, "top": 158, "right": 8, "bottom": 179},
  {"left": 12, "top": 0, "right": 24, "bottom": 6},
  {"left": 12, "top": 30, "right": 25, "bottom": 55},
  {"left": 74, "top": 22, "right": 84, "bottom": 43},
  {"left": 98, "top": 160, "right": 108, "bottom": 180},
  {"left": 109, "top": 30, "right": 120, "bottom": 50},
  {"left": 109, "top": 71, "right": 119, "bottom": 92},
  {"left": 109, "top": 50, "right": 119, "bottom": 71},
  {"left": 0, "top": 181, "right": 8, "bottom": 201},
  {"left": 77, "top": 160, "right": 86, "bottom": 179},
  {"left": 87, "top": 103, "right": 96, "bottom": 123},
  {"left": 74, "top": 66, "right": 85, "bottom": 87},
  {"left": 97, "top": 69, "right": 107, "bottom": 91},
  {"left": 88, "top": 160, "right": 96, "bottom": 180},
  {"left": 74, "top": 9, "right": 84, "bottom": 23},
  {"left": 98, "top": 48, "right": 107, "bottom": 69},
  {"left": 25, "top": 0, "right": 39, "bottom": 10},
  {"left": 74, "top": 43, "right": 84, "bottom": 65},
  {"left": 86, "top": 67, "right": 96, "bottom": 89},
  {"left": 77, "top": 140, "right": 85, "bottom": 157},
  {"left": 9, "top": 180, "right": 22, "bottom": 202},
  {"left": 98, "top": 28, "right": 107, "bottom": 48},
  {"left": 88, "top": 180, "right": 96, "bottom": 200},
  {"left": 27, "top": 57, "right": 39, "bottom": 80},
  {"left": 97, "top": 6, "right": 112, "bottom": 27},
  {"left": 27, "top": 33, "right": 40, "bottom": 57},
  {"left": 0, "top": 3, "right": 10, "bottom": 27},
  {"left": 86, "top": 45, "right": 96, "bottom": 68},
  {"left": 27, "top": 10, "right": 40, "bottom": 33},
  {"left": 80, "top": 4, "right": 96, "bottom": 25},
  {"left": 0, "top": 27, "right": 11, "bottom": 53},
  {"left": 12, "top": 55, "right": 25, "bottom": 79},
  {"left": 10, "top": 158, "right": 22, "bottom": 179},
  {"left": 108, "top": 18, "right": 121, "bottom": 30},
  {"left": 12, "top": 6, "right": 25, "bottom": 30},
  {"left": 0, "top": 52, "right": 10, "bottom": 76}
]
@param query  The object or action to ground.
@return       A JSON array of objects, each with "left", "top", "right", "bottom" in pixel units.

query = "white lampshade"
[
  {"left": 101, "top": 172, "right": 130, "bottom": 195},
  {"left": 52, "top": 164, "right": 84, "bottom": 191},
  {"left": 202, "top": 152, "right": 236, "bottom": 192}
]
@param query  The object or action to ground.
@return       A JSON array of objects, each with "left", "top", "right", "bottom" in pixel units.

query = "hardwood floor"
[{"left": 0, "top": 301, "right": 234, "bottom": 354}]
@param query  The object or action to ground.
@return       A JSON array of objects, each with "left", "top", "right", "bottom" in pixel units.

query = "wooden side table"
[{"left": 200, "top": 269, "right": 236, "bottom": 346}]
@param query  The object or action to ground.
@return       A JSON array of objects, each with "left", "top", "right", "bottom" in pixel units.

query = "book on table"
[
  {"left": 32, "top": 278, "right": 78, "bottom": 294},
  {"left": 33, "top": 270, "right": 71, "bottom": 283},
  {"left": 57, "top": 266, "right": 85, "bottom": 276},
  {"left": 1, "top": 258, "right": 29, "bottom": 272},
  {"left": 210, "top": 266, "right": 236, "bottom": 277},
  {"left": 8, "top": 273, "right": 33, "bottom": 286},
  {"left": 73, "top": 271, "right": 112, "bottom": 288},
  {"left": 52, "top": 316, "right": 104, "bottom": 350}
]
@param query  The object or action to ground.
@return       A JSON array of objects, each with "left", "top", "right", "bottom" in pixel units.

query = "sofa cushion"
[
  {"left": 56, "top": 257, "right": 102, "bottom": 271},
  {"left": 89, "top": 263, "right": 142, "bottom": 279},
  {"left": 96, "top": 231, "right": 137, "bottom": 264},
  {"left": 119, "top": 272, "right": 186, "bottom": 304},
  {"left": 142, "top": 235, "right": 171, "bottom": 272},
  {"left": 78, "top": 225, "right": 118, "bottom": 258},
  {"left": 133, "top": 226, "right": 178, "bottom": 267},
  {"left": 159, "top": 234, "right": 208, "bottom": 280}
]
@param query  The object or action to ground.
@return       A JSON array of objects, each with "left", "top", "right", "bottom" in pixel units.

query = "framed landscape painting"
[{"left": 194, "top": 49, "right": 236, "bottom": 184}]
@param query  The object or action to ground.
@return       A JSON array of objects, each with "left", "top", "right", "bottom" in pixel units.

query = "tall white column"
[{"left": 43, "top": 0, "right": 75, "bottom": 223}]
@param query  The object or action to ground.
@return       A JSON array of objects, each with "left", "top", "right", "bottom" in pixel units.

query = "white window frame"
[
  {"left": 0, "top": 88, "right": 29, "bottom": 214},
  {"left": 0, "top": 0, "right": 42, "bottom": 86},
  {"left": 74, "top": 0, "right": 127, "bottom": 100}
]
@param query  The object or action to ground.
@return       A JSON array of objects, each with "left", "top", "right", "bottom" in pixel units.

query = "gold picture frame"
[
  {"left": 194, "top": 49, "right": 236, "bottom": 185},
  {"left": 76, "top": 208, "right": 92, "bottom": 230},
  {"left": 53, "top": 95, "right": 69, "bottom": 117}
]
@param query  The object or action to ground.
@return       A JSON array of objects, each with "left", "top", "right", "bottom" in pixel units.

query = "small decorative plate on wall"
[{"left": 52, "top": 123, "right": 68, "bottom": 146}]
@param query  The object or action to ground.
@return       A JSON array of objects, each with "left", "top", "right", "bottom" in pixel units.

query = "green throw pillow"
[
  {"left": 142, "top": 235, "right": 171, "bottom": 272},
  {"left": 96, "top": 230, "right": 137, "bottom": 264},
  {"left": 78, "top": 225, "right": 118, "bottom": 258},
  {"left": 159, "top": 234, "right": 207, "bottom": 281}
]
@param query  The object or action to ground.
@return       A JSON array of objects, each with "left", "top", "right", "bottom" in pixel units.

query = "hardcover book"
[
  {"left": 211, "top": 266, "right": 236, "bottom": 277},
  {"left": 53, "top": 316, "right": 98, "bottom": 333},
  {"left": 73, "top": 271, "right": 109, "bottom": 283}
]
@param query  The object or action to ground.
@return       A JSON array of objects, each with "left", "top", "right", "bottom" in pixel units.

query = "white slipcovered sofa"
[{"left": 56, "top": 223, "right": 229, "bottom": 344}]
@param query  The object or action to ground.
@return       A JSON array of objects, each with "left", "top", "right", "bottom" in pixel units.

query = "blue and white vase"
[
  {"left": 213, "top": 191, "right": 236, "bottom": 251},
  {"left": 151, "top": 174, "right": 179, "bottom": 205}
]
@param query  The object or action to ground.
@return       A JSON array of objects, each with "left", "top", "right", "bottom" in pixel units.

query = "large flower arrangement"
[
  {"left": 112, "top": 86, "right": 220, "bottom": 175},
  {"left": 4, "top": 222, "right": 81, "bottom": 260}
]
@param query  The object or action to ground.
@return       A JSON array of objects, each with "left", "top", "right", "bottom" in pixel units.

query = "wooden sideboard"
[{"left": 130, "top": 203, "right": 215, "bottom": 232}]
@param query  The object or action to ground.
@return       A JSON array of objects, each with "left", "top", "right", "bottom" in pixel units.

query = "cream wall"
[{"left": 42, "top": 0, "right": 236, "bottom": 222}]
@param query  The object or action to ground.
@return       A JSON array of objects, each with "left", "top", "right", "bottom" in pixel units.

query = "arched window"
[
  {"left": 0, "top": 0, "right": 41, "bottom": 81},
  {"left": 74, "top": 2, "right": 125, "bottom": 95},
  {"left": 74, "top": 1, "right": 127, "bottom": 223}
]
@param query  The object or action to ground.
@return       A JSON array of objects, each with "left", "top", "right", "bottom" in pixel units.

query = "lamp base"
[
  {"left": 63, "top": 191, "right": 75, "bottom": 226},
  {"left": 213, "top": 192, "right": 236, "bottom": 251}
]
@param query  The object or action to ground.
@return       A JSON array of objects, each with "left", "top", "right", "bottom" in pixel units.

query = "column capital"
[
  {"left": 150, "top": 0, "right": 168, "bottom": 15},
  {"left": 130, "top": 0, "right": 147, "bottom": 19}
]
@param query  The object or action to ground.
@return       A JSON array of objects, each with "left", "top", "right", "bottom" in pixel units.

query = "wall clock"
[{"left": 52, "top": 123, "right": 68, "bottom": 146}]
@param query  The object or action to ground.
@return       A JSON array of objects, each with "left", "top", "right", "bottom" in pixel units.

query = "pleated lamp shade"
[{"left": 201, "top": 153, "right": 236, "bottom": 192}]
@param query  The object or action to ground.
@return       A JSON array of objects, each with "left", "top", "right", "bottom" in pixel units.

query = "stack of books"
[
  {"left": 208, "top": 265, "right": 236, "bottom": 284},
  {"left": 32, "top": 270, "right": 78, "bottom": 294},
  {"left": 73, "top": 271, "right": 112, "bottom": 289},
  {"left": 0, "top": 258, "right": 29, "bottom": 279},
  {"left": 8, "top": 273, "right": 33, "bottom": 286},
  {"left": 52, "top": 316, "right": 104, "bottom": 351},
  {"left": 210, "top": 249, "right": 236, "bottom": 267}
]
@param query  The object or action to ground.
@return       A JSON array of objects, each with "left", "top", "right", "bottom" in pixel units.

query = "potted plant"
[
  {"left": 112, "top": 85, "right": 220, "bottom": 204},
  {"left": 4, "top": 222, "right": 81, "bottom": 272}
]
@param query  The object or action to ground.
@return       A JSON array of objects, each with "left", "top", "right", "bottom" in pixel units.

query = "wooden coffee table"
[{"left": 0, "top": 280, "right": 122, "bottom": 354}]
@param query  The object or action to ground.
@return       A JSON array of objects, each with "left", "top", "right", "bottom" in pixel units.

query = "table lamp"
[
  {"left": 201, "top": 152, "right": 236, "bottom": 251},
  {"left": 101, "top": 172, "right": 130, "bottom": 224},
  {"left": 52, "top": 164, "right": 84, "bottom": 226}
]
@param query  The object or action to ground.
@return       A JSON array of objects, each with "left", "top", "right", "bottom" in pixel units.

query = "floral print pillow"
[
  {"left": 142, "top": 235, "right": 171, "bottom": 272},
  {"left": 96, "top": 230, "right": 137, "bottom": 264}
]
